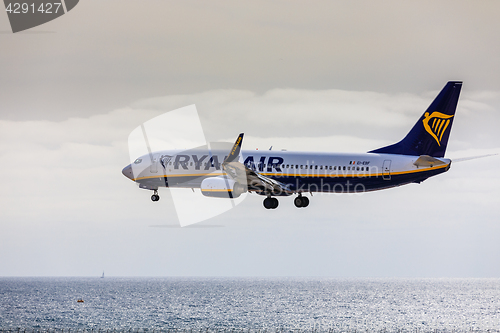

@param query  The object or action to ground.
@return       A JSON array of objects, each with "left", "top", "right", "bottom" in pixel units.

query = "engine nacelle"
[{"left": 201, "top": 176, "right": 247, "bottom": 198}]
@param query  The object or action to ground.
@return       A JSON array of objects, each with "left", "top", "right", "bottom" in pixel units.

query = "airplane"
[{"left": 122, "top": 81, "right": 465, "bottom": 209}]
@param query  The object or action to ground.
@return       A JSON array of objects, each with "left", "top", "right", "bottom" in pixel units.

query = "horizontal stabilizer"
[{"left": 413, "top": 155, "right": 446, "bottom": 167}]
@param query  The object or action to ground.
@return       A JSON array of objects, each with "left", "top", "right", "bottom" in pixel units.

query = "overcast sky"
[{"left": 0, "top": 0, "right": 499, "bottom": 277}]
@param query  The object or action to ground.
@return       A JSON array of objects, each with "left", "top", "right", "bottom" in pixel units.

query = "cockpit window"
[{"left": 134, "top": 158, "right": 142, "bottom": 164}]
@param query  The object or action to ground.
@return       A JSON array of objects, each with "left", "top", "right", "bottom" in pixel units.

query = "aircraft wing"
[{"left": 222, "top": 133, "right": 293, "bottom": 196}]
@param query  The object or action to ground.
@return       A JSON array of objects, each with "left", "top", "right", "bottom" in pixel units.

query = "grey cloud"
[{"left": 1, "top": 1, "right": 500, "bottom": 121}]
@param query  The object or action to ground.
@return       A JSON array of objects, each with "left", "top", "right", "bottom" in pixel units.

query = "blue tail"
[{"left": 369, "top": 81, "right": 462, "bottom": 158}]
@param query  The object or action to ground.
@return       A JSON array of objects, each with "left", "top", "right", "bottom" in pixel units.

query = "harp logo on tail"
[{"left": 422, "top": 112, "right": 454, "bottom": 146}]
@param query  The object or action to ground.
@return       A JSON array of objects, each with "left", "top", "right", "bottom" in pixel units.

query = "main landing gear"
[
  {"left": 262, "top": 194, "right": 310, "bottom": 209},
  {"left": 294, "top": 194, "right": 309, "bottom": 208},
  {"left": 263, "top": 197, "right": 279, "bottom": 209},
  {"left": 151, "top": 190, "right": 160, "bottom": 202}
]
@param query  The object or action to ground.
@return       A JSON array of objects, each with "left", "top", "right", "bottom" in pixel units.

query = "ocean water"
[{"left": 1, "top": 278, "right": 499, "bottom": 332}]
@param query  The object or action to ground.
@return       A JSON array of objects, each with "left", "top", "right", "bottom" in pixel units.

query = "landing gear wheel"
[
  {"left": 294, "top": 195, "right": 309, "bottom": 208},
  {"left": 263, "top": 198, "right": 272, "bottom": 209},
  {"left": 271, "top": 197, "right": 278, "bottom": 209},
  {"left": 263, "top": 197, "right": 279, "bottom": 209},
  {"left": 151, "top": 190, "right": 160, "bottom": 202}
]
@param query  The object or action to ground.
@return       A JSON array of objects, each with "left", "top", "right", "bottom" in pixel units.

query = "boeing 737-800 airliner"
[{"left": 122, "top": 81, "right": 462, "bottom": 209}]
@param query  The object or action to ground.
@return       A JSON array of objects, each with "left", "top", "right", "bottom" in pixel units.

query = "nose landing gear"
[{"left": 151, "top": 190, "right": 160, "bottom": 202}]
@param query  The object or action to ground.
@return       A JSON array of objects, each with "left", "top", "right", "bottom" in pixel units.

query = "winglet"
[{"left": 224, "top": 133, "right": 244, "bottom": 164}]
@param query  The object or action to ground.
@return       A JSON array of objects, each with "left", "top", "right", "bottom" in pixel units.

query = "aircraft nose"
[{"left": 122, "top": 164, "right": 134, "bottom": 180}]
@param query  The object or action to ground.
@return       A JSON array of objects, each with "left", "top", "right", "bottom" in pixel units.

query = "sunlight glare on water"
[{"left": 1, "top": 278, "right": 499, "bottom": 332}]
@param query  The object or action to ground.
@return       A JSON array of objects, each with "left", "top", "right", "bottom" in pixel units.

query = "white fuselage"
[{"left": 123, "top": 149, "right": 450, "bottom": 194}]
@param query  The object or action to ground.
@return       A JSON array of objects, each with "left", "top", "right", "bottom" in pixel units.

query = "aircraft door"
[
  {"left": 382, "top": 160, "right": 391, "bottom": 180},
  {"left": 150, "top": 154, "right": 159, "bottom": 173}
]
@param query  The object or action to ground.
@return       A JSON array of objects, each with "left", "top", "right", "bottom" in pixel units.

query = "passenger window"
[{"left": 343, "top": 166, "right": 346, "bottom": 170}]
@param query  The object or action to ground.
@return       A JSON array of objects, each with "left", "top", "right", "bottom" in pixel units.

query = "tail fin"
[{"left": 369, "top": 81, "right": 462, "bottom": 157}]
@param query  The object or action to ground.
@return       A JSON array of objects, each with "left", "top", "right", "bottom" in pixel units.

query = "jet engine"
[{"left": 201, "top": 176, "right": 247, "bottom": 198}]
